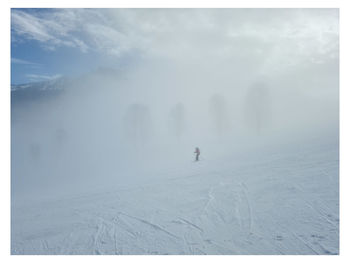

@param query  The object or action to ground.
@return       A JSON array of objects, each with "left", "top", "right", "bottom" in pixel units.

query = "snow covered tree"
[
  {"left": 244, "top": 82, "right": 270, "bottom": 135},
  {"left": 168, "top": 102, "right": 186, "bottom": 139},
  {"left": 123, "top": 103, "right": 153, "bottom": 143},
  {"left": 209, "top": 94, "right": 230, "bottom": 137}
]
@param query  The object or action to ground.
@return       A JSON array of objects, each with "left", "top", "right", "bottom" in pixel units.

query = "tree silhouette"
[
  {"left": 209, "top": 94, "right": 230, "bottom": 137},
  {"left": 244, "top": 82, "right": 270, "bottom": 135},
  {"left": 123, "top": 103, "right": 153, "bottom": 143},
  {"left": 168, "top": 102, "right": 186, "bottom": 139}
]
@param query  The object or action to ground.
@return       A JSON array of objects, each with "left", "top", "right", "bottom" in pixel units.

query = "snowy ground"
[{"left": 11, "top": 138, "right": 339, "bottom": 255}]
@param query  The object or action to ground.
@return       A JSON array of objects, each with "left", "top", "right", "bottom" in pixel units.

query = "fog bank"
[{"left": 11, "top": 8, "right": 338, "bottom": 202}]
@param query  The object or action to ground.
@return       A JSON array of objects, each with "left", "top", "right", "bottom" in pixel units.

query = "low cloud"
[
  {"left": 25, "top": 73, "right": 62, "bottom": 82},
  {"left": 11, "top": 58, "right": 41, "bottom": 67},
  {"left": 11, "top": 8, "right": 339, "bottom": 201}
]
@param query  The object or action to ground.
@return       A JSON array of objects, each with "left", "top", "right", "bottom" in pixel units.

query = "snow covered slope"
[{"left": 11, "top": 137, "right": 338, "bottom": 255}]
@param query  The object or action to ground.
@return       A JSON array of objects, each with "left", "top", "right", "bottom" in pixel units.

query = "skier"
[{"left": 194, "top": 147, "right": 200, "bottom": 161}]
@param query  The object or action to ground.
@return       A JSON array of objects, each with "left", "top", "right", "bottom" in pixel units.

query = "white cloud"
[
  {"left": 11, "top": 58, "right": 41, "bottom": 67},
  {"left": 11, "top": 9, "right": 91, "bottom": 52},
  {"left": 25, "top": 74, "right": 62, "bottom": 82},
  {"left": 11, "top": 9, "right": 338, "bottom": 69}
]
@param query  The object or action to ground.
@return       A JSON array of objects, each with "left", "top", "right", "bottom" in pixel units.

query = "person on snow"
[{"left": 194, "top": 147, "right": 200, "bottom": 161}]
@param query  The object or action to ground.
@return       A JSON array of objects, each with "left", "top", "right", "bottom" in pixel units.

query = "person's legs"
[{"left": 196, "top": 153, "right": 199, "bottom": 161}]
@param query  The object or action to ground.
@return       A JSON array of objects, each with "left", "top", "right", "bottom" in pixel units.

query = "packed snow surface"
[{"left": 11, "top": 139, "right": 338, "bottom": 255}]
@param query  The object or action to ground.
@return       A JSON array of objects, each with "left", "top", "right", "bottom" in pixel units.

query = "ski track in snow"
[{"left": 11, "top": 144, "right": 339, "bottom": 255}]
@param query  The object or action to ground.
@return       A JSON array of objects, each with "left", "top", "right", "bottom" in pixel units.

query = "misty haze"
[{"left": 11, "top": 8, "right": 339, "bottom": 255}]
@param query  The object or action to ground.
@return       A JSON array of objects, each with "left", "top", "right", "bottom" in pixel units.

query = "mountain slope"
[{"left": 11, "top": 139, "right": 339, "bottom": 255}]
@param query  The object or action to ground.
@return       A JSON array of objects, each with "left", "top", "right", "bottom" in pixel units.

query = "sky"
[{"left": 11, "top": 8, "right": 338, "bottom": 84}]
